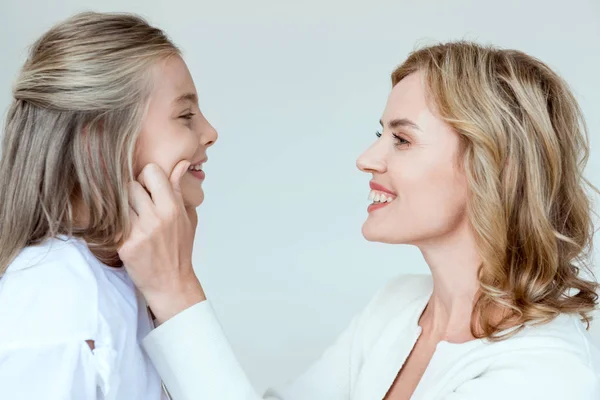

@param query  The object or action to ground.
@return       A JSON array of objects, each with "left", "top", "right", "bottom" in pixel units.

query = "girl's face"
[{"left": 134, "top": 55, "right": 218, "bottom": 208}]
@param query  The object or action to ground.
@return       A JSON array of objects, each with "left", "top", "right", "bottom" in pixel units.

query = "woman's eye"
[
  {"left": 392, "top": 133, "right": 409, "bottom": 144},
  {"left": 376, "top": 130, "right": 410, "bottom": 146}
]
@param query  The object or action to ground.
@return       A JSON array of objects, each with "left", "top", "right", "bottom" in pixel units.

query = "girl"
[{"left": 0, "top": 12, "right": 217, "bottom": 399}]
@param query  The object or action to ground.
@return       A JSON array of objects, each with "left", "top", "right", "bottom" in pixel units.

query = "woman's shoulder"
[
  {"left": 503, "top": 313, "right": 600, "bottom": 371},
  {"left": 0, "top": 236, "right": 106, "bottom": 346},
  {"left": 458, "top": 314, "right": 600, "bottom": 397}
]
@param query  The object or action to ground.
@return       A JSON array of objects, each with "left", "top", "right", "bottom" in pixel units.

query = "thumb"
[{"left": 170, "top": 160, "right": 191, "bottom": 200}]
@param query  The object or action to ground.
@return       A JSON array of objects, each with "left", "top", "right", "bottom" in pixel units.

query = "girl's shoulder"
[{"left": 0, "top": 236, "right": 127, "bottom": 347}]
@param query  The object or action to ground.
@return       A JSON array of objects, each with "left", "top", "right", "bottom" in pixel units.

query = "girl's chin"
[
  {"left": 183, "top": 198, "right": 203, "bottom": 208},
  {"left": 182, "top": 190, "right": 204, "bottom": 208}
]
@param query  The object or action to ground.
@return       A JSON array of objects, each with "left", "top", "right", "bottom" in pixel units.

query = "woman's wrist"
[{"left": 144, "top": 268, "right": 207, "bottom": 324}]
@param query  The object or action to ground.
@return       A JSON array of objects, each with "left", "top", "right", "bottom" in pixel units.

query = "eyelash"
[
  {"left": 180, "top": 112, "right": 196, "bottom": 121},
  {"left": 375, "top": 131, "right": 410, "bottom": 146}
]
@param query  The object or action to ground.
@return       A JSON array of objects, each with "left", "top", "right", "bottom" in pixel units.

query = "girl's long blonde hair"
[
  {"left": 0, "top": 12, "right": 179, "bottom": 274},
  {"left": 393, "top": 41, "right": 598, "bottom": 338}
]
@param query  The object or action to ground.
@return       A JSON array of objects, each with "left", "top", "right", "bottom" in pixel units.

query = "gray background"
[{"left": 1, "top": 0, "right": 599, "bottom": 392}]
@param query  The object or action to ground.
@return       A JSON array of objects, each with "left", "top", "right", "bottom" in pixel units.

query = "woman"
[
  {"left": 119, "top": 42, "right": 600, "bottom": 399},
  {"left": 0, "top": 12, "right": 217, "bottom": 399}
]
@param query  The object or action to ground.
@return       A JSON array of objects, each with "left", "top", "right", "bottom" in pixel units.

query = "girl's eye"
[{"left": 179, "top": 113, "right": 195, "bottom": 120}]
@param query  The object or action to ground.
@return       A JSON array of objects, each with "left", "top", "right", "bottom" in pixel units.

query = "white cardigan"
[{"left": 143, "top": 275, "right": 600, "bottom": 400}]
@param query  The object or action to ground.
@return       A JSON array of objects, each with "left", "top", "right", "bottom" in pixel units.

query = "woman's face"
[
  {"left": 135, "top": 55, "right": 218, "bottom": 208},
  {"left": 357, "top": 71, "right": 468, "bottom": 246}
]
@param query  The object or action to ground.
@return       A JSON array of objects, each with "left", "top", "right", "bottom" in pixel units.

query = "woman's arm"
[
  {"left": 143, "top": 299, "right": 363, "bottom": 400},
  {"left": 143, "top": 301, "right": 257, "bottom": 399},
  {"left": 118, "top": 162, "right": 205, "bottom": 324},
  {"left": 119, "top": 163, "right": 362, "bottom": 399}
]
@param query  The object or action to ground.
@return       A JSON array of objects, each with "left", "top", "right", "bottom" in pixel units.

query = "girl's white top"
[{"left": 0, "top": 236, "right": 167, "bottom": 400}]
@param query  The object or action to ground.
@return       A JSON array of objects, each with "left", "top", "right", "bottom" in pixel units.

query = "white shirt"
[
  {"left": 143, "top": 274, "right": 600, "bottom": 400},
  {"left": 0, "top": 236, "right": 166, "bottom": 400}
]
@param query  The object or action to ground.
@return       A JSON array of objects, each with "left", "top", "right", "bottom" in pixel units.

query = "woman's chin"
[
  {"left": 361, "top": 221, "right": 411, "bottom": 244},
  {"left": 361, "top": 221, "right": 387, "bottom": 243}
]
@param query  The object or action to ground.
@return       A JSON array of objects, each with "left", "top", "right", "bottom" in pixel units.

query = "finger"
[
  {"left": 129, "top": 204, "right": 139, "bottom": 220},
  {"left": 169, "top": 160, "right": 192, "bottom": 201},
  {"left": 137, "top": 163, "right": 178, "bottom": 209},
  {"left": 123, "top": 206, "right": 139, "bottom": 238},
  {"left": 118, "top": 206, "right": 139, "bottom": 254},
  {"left": 128, "top": 181, "right": 155, "bottom": 216}
]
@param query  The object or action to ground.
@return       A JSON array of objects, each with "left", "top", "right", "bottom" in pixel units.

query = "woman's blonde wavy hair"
[
  {"left": 0, "top": 12, "right": 179, "bottom": 274},
  {"left": 393, "top": 41, "right": 599, "bottom": 338}
]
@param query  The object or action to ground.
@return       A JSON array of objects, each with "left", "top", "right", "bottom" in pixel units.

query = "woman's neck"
[{"left": 417, "top": 220, "right": 483, "bottom": 343}]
